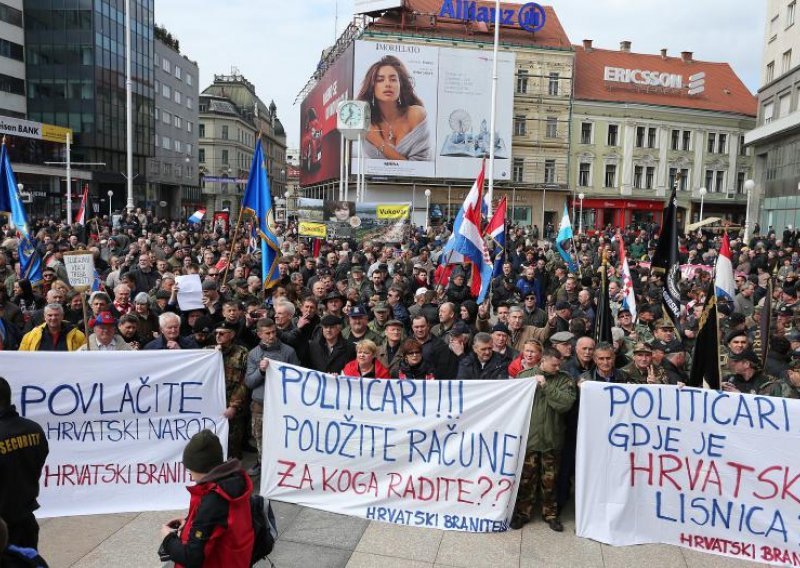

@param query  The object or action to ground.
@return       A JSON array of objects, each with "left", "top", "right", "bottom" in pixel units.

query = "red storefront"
[{"left": 570, "top": 198, "right": 677, "bottom": 232}]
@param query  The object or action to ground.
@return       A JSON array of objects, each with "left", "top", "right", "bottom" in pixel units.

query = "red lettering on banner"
[{"left": 276, "top": 460, "right": 314, "bottom": 490}]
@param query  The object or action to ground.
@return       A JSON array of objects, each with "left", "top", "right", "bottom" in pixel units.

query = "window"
[
  {"left": 682, "top": 130, "right": 691, "bottom": 151},
  {"left": 222, "top": 149, "right": 229, "bottom": 164},
  {"left": 162, "top": 111, "right": 170, "bottom": 125},
  {"left": 771, "top": 14, "right": 780, "bottom": 38},
  {"left": 705, "top": 169, "right": 714, "bottom": 191},
  {"left": 186, "top": 143, "right": 193, "bottom": 155},
  {"left": 174, "top": 90, "right": 181, "bottom": 104},
  {"left": 0, "top": 3, "right": 23, "bottom": 27},
  {"left": 789, "top": 1, "right": 797, "bottom": 27},
  {"left": 578, "top": 163, "right": 591, "bottom": 187},
  {"left": 715, "top": 171, "right": 725, "bottom": 193},
  {"left": 671, "top": 129, "right": 680, "bottom": 150},
  {"left": 174, "top": 115, "right": 182, "bottom": 128},
  {"left": 0, "top": 39, "right": 24, "bottom": 62},
  {"left": 162, "top": 58, "right": 170, "bottom": 73},
  {"left": 222, "top": 125, "right": 229, "bottom": 140},
  {"left": 187, "top": 121, "right": 193, "bottom": 133},
  {"left": 580, "top": 122, "right": 592, "bottom": 144},
  {"left": 635, "top": 126, "right": 645, "bottom": 148},
  {"left": 187, "top": 74, "right": 193, "bottom": 86},
  {"left": 513, "top": 158, "right": 524, "bottom": 183},
  {"left": 198, "top": 123, "right": 205, "bottom": 137},
  {"left": 766, "top": 61, "right": 775, "bottom": 83},
  {"left": 739, "top": 135, "right": 747, "bottom": 156},
  {"left": 516, "top": 70, "right": 528, "bottom": 94},
  {"left": 544, "top": 159, "right": 556, "bottom": 183},
  {"left": 764, "top": 101, "right": 775, "bottom": 124},
  {"left": 514, "top": 115, "right": 526, "bottom": 136},
  {"left": 737, "top": 171, "right": 746, "bottom": 193},
  {"left": 645, "top": 167, "right": 655, "bottom": 189},
  {"left": 175, "top": 65, "right": 182, "bottom": 79},
  {"left": 154, "top": 107, "right": 159, "bottom": 121},
  {"left": 162, "top": 136, "right": 170, "bottom": 150},
  {"left": 783, "top": 50, "right": 793, "bottom": 74},
  {"left": 669, "top": 168, "right": 676, "bottom": 189},
  {"left": 186, "top": 97, "right": 193, "bottom": 109},
  {"left": 604, "top": 164, "right": 617, "bottom": 188},
  {"left": 162, "top": 83, "right": 171, "bottom": 98},
  {"left": 607, "top": 124, "right": 618, "bottom": 146},
  {"left": 162, "top": 162, "right": 170, "bottom": 175},
  {"left": 633, "top": 166, "right": 643, "bottom": 189},
  {"left": 779, "top": 93, "right": 791, "bottom": 118},
  {"left": 199, "top": 148, "right": 205, "bottom": 163},
  {"left": 546, "top": 116, "right": 558, "bottom": 138},
  {"left": 647, "top": 127, "right": 657, "bottom": 148},
  {"left": 707, "top": 132, "right": 716, "bottom": 153},
  {"left": 717, "top": 133, "right": 727, "bottom": 154},
  {"left": 174, "top": 139, "right": 182, "bottom": 153},
  {"left": 548, "top": 72, "right": 559, "bottom": 96},
  {"left": 670, "top": 168, "right": 689, "bottom": 190}
]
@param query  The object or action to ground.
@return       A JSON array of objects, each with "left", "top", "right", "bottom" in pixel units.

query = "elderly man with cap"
[
  {"left": 634, "top": 304, "right": 656, "bottom": 344},
  {"left": 377, "top": 319, "right": 406, "bottom": 376},
  {"left": 552, "top": 302, "right": 572, "bottom": 334},
  {"left": 78, "top": 312, "right": 131, "bottom": 351},
  {"left": 776, "top": 305, "right": 795, "bottom": 336},
  {"left": 722, "top": 348, "right": 776, "bottom": 395},
  {"left": 491, "top": 322, "right": 517, "bottom": 361},
  {"left": 308, "top": 315, "right": 355, "bottom": 374},
  {"left": 158, "top": 430, "right": 253, "bottom": 568},
  {"left": 549, "top": 331, "right": 574, "bottom": 361},
  {"left": 761, "top": 357, "right": 800, "bottom": 399},
  {"left": 323, "top": 290, "right": 346, "bottom": 320},
  {"left": 343, "top": 305, "right": 382, "bottom": 345},
  {"left": 456, "top": 332, "right": 509, "bottom": 380},
  {"left": 622, "top": 342, "right": 667, "bottom": 384},
  {"left": 208, "top": 321, "right": 249, "bottom": 460},
  {"left": 368, "top": 301, "right": 391, "bottom": 340},
  {"left": 408, "top": 287, "right": 438, "bottom": 324},
  {"left": 661, "top": 340, "right": 689, "bottom": 386},
  {"left": 652, "top": 318, "right": 677, "bottom": 345},
  {"left": 200, "top": 279, "right": 224, "bottom": 322}
]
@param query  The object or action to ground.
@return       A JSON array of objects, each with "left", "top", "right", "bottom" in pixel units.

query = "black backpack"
[{"left": 250, "top": 494, "right": 277, "bottom": 566}]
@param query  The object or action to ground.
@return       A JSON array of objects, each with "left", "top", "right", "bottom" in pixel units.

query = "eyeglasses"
[{"left": 406, "top": 351, "right": 422, "bottom": 356}]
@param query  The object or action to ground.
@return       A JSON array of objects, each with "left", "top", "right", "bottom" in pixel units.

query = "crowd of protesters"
[{"left": 2, "top": 206, "right": 800, "bottom": 551}]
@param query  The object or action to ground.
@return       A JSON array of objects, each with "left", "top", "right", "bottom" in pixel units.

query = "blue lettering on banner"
[{"left": 438, "top": 0, "right": 545, "bottom": 32}]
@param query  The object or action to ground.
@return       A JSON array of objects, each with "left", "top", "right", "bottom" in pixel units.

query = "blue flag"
[
  {"left": 241, "top": 140, "right": 281, "bottom": 289},
  {"left": 554, "top": 205, "right": 577, "bottom": 272},
  {"left": 0, "top": 144, "right": 42, "bottom": 283}
]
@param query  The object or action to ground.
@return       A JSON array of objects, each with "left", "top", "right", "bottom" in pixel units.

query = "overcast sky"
[{"left": 156, "top": 0, "right": 766, "bottom": 150}]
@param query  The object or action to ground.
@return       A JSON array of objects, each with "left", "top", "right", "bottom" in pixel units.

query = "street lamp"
[
  {"left": 578, "top": 192, "right": 585, "bottom": 235},
  {"left": 743, "top": 179, "right": 755, "bottom": 243},
  {"left": 107, "top": 190, "right": 114, "bottom": 218},
  {"left": 424, "top": 189, "right": 432, "bottom": 231},
  {"left": 698, "top": 187, "right": 707, "bottom": 222}
]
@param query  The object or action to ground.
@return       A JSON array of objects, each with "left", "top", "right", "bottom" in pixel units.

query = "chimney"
[
  {"left": 620, "top": 40, "right": 631, "bottom": 52},
  {"left": 681, "top": 51, "right": 693, "bottom": 63},
  {"left": 660, "top": 48, "right": 668, "bottom": 60},
  {"left": 583, "top": 39, "right": 593, "bottom": 52}
]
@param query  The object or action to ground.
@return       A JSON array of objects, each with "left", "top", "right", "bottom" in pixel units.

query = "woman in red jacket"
[
  {"left": 342, "top": 339, "right": 390, "bottom": 378},
  {"left": 159, "top": 430, "right": 254, "bottom": 568}
]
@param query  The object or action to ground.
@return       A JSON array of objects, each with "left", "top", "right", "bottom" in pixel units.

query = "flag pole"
[
  {"left": 221, "top": 204, "right": 246, "bottom": 290},
  {"left": 486, "top": 0, "right": 501, "bottom": 219}
]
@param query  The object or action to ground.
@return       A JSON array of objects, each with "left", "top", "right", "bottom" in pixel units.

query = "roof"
[
  {"left": 573, "top": 45, "right": 756, "bottom": 117},
  {"left": 370, "top": 1, "right": 572, "bottom": 50}
]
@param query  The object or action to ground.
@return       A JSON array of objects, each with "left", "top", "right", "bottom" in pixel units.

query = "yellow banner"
[
  {"left": 376, "top": 204, "right": 410, "bottom": 219},
  {"left": 299, "top": 221, "right": 327, "bottom": 238},
  {"left": 41, "top": 124, "right": 71, "bottom": 144}
]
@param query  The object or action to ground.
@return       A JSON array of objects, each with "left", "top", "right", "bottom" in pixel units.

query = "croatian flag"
[
  {"left": 188, "top": 208, "right": 206, "bottom": 224},
  {"left": 75, "top": 184, "right": 89, "bottom": 226},
  {"left": 554, "top": 205, "right": 577, "bottom": 272},
  {"left": 484, "top": 196, "right": 507, "bottom": 278},
  {"left": 441, "top": 162, "right": 493, "bottom": 303},
  {"left": 714, "top": 232, "right": 736, "bottom": 301},
  {"left": 619, "top": 233, "right": 637, "bottom": 320}
]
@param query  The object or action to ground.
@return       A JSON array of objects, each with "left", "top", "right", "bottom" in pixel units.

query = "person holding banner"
[{"left": 511, "top": 348, "right": 576, "bottom": 532}]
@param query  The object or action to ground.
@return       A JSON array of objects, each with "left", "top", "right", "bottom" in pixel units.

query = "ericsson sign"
[{"left": 604, "top": 66, "right": 684, "bottom": 89}]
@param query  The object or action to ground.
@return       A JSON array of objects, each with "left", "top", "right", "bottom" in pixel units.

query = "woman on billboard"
[{"left": 357, "top": 55, "right": 432, "bottom": 161}]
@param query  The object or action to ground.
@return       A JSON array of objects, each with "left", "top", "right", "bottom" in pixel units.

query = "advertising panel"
[
  {"left": 296, "top": 197, "right": 410, "bottom": 242},
  {"left": 300, "top": 45, "right": 354, "bottom": 186},
  {"left": 351, "top": 40, "right": 514, "bottom": 180}
]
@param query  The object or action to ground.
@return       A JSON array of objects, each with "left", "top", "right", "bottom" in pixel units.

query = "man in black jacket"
[
  {"left": 456, "top": 333, "right": 509, "bottom": 380},
  {"left": 411, "top": 315, "right": 458, "bottom": 380},
  {"left": 308, "top": 315, "right": 355, "bottom": 374},
  {"left": 0, "top": 377, "right": 49, "bottom": 549}
]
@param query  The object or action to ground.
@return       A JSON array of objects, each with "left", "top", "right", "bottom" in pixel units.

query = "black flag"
[
  {"left": 688, "top": 281, "right": 720, "bottom": 389},
  {"left": 651, "top": 185, "right": 682, "bottom": 333},
  {"left": 758, "top": 277, "right": 773, "bottom": 366},
  {"left": 594, "top": 262, "right": 613, "bottom": 344}
]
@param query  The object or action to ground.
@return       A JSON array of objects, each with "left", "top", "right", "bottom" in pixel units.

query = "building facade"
[
  {"left": 570, "top": 41, "right": 756, "bottom": 233},
  {"left": 148, "top": 28, "right": 199, "bottom": 219},
  {"left": 24, "top": 0, "right": 155, "bottom": 214},
  {"left": 745, "top": 0, "right": 800, "bottom": 234},
  {"left": 199, "top": 72, "right": 287, "bottom": 218},
  {"left": 0, "top": 0, "right": 25, "bottom": 117}
]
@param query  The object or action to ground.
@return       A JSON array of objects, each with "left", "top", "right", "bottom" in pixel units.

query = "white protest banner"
[
  {"left": 1, "top": 350, "right": 227, "bottom": 517},
  {"left": 261, "top": 361, "right": 536, "bottom": 532},
  {"left": 576, "top": 382, "right": 800, "bottom": 566},
  {"left": 62, "top": 252, "right": 95, "bottom": 291}
]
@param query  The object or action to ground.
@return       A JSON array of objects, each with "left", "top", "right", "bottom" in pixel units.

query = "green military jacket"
[
  {"left": 759, "top": 377, "right": 800, "bottom": 399},
  {"left": 620, "top": 362, "right": 667, "bottom": 385},
  {"left": 635, "top": 322, "right": 654, "bottom": 344},
  {"left": 342, "top": 326, "right": 384, "bottom": 345},
  {"left": 517, "top": 367, "right": 577, "bottom": 452},
  {"left": 212, "top": 344, "right": 249, "bottom": 411}
]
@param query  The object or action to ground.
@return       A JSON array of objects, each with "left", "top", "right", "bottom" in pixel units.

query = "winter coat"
[
  {"left": 342, "top": 358, "right": 391, "bottom": 379},
  {"left": 308, "top": 335, "right": 356, "bottom": 374},
  {"left": 455, "top": 352, "right": 510, "bottom": 380},
  {"left": 517, "top": 366, "right": 576, "bottom": 451},
  {"left": 394, "top": 358, "right": 436, "bottom": 380},
  {"left": 19, "top": 322, "right": 85, "bottom": 352}
]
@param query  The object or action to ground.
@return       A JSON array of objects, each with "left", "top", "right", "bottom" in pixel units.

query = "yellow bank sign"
[{"left": 0, "top": 116, "right": 71, "bottom": 144}]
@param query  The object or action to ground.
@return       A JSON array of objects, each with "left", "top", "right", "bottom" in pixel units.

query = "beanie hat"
[{"left": 182, "top": 430, "right": 223, "bottom": 473}]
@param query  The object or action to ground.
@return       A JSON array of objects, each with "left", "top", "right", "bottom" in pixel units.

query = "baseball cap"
[
  {"left": 373, "top": 302, "right": 390, "bottom": 312},
  {"left": 215, "top": 320, "right": 238, "bottom": 334},
  {"left": 89, "top": 311, "right": 117, "bottom": 328},
  {"left": 632, "top": 342, "right": 653, "bottom": 354},
  {"left": 654, "top": 318, "right": 675, "bottom": 329},
  {"left": 348, "top": 305, "right": 368, "bottom": 318},
  {"left": 491, "top": 322, "right": 510, "bottom": 335},
  {"left": 555, "top": 301, "right": 571, "bottom": 311}
]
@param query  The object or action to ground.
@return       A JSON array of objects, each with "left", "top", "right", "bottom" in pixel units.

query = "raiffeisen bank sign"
[{"left": 604, "top": 66, "right": 684, "bottom": 89}]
